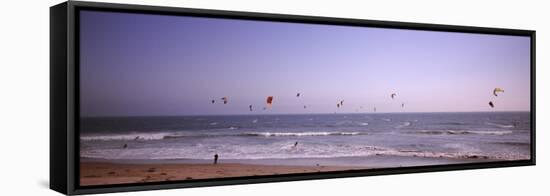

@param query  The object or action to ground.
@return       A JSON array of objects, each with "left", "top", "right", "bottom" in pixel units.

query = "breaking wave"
[
  {"left": 410, "top": 130, "right": 513, "bottom": 136},
  {"left": 81, "top": 131, "right": 367, "bottom": 141},
  {"left": 485, "top": 122, "right": 515, "bottom": 128}
]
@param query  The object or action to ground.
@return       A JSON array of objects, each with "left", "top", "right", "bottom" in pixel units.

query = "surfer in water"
[{"left": 291, "top": 141, "right": 299, "bottom": 150}]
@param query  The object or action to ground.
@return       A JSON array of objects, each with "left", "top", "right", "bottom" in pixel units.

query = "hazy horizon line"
[{"left": 80, "top": 110, "right": 531, "bottom": 118}]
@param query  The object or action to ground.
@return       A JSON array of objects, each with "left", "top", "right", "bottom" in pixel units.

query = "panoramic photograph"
[{"left": 78, "top": 10, "right": 531, "bottom": 186}]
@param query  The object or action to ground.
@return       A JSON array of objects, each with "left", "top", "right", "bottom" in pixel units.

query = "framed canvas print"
[{"left": 50, "top": 1, "right": 535, "bottom": 195}]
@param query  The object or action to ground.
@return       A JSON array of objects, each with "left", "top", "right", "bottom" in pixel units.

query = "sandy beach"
[{"left": 80, "top": 162, "right": 367, "bottom": 186}]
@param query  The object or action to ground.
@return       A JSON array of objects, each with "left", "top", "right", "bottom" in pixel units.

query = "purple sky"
[{"left": 79, "top": 10, "right": 531, "bottom": 117}]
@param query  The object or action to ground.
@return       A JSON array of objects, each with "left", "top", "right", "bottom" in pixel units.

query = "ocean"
[{"left": 80, "top": 112, "right": 531, "bottom": 168}]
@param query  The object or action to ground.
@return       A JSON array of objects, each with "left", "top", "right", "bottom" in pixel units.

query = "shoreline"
[{"left": 80, "top": 162, "right": 368, "bottom": 186}]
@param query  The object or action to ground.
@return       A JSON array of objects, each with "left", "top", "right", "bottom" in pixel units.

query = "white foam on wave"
[
  {"left": 244, "top": 131, "right": 365, "bottom": 137},
  {"left": 385, "top": 150, "right": 528, "bottom": 160},
  {"left": 80, "top": 132, "right": 172, "bottom": 141},
  {"left": 335, "top": 120, "right": 353, "bottom": 125},
  {"left": 448, "top": 130, "right": 513, "bottom": 135},
  {"left": 485, "top": 122, "right": 515, "bottom": 128},
  {"left": 81, "top": 130, "right": 369, "bottom": 141},
  {"left": 414, "top": 130, "right": 513, "bottom": 136},
  {"left": 80, "top": 141, "right": 529, "bottom": 161},
  {"left": 396, "top": 121, "right": 412, "bottom": 128}
]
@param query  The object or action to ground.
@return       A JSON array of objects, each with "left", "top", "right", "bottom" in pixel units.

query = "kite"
[
  {"left": 221, "top": 97, "right": 228, "bottom": 104},
  {"left": 296, "top": 93, "right": 301, "bottom": 97},
  {"left": 266, "top": 96, "right": 274, "bottom": 108},
  {"left": 489, "top": 101, "right": 495, "bottom": 108},
  {"left": 493, "top": 88, "right": 504, "bottom": 96},
  {"left": 211, "top": 99, "right": 215, "bottom": 104},
  {"left": 249, "top": 105, "right": 253, "bottom": 111},
  {"left": 391, "top": 93, "right": 397, "bottom": 99}
]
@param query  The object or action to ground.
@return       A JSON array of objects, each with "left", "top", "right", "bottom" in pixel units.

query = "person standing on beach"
[{"left": 214, "top": 154, "right": 219, "bottom": 164}]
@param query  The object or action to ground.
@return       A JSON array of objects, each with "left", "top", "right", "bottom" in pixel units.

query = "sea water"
[{"left": 80, "top": 112, "right": 530, "bottom": 167}]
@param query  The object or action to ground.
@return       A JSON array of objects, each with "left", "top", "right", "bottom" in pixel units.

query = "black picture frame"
[{"left": 50, "top": 1, "right": 536, "bottom": 195}]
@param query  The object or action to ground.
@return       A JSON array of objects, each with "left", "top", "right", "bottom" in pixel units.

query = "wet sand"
[{"left": 80, "top": 162, "right": 368, "bottom": 186}]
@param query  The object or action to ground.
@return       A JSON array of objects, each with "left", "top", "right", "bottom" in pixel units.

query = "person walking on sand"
[{"left": 214, "top": 153, "right": 219, "bottom": 164}]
